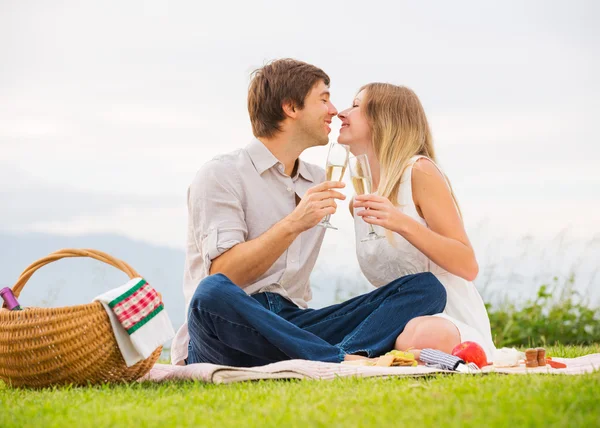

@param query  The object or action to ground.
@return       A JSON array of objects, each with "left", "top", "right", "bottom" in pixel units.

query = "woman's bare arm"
[{"left": 402, "top": 158, "right": 479, "bottom": 281}]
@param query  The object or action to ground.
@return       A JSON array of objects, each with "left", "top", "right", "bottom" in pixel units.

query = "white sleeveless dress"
[{"left": 354, "top": 155, "right": 496, "bottom": 360}]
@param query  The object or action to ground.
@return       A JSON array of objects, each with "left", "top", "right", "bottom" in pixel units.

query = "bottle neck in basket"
[{"left": 0, "top": 287, "right": 22, "bottom": 310}]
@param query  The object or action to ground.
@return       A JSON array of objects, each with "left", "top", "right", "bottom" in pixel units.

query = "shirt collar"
[
  {"left": 246, "top": 138, "right": 315, "bottom": 183},
  {"left": 296, "top": 159, "right": 315, "bottom": 183},
  {"left": 246, "top": 138, "right": 279, "bottom": 175}
]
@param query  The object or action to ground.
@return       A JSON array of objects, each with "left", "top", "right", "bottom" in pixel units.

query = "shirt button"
[
  {"left": 290, "top": 259, "right": 296, "bottom": 263},
  {"left": 287, "top": 187, "right": 292, "bottom": 192}
]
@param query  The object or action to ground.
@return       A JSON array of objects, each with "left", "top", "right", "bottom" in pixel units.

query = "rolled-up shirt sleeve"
[{"left": 188, "top": 160, "right": 247, "bottom": 276}]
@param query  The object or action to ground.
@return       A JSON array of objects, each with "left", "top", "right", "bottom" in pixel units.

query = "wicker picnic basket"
[{"left": 0, "top": 249, "right": 162, "bottom": 388}]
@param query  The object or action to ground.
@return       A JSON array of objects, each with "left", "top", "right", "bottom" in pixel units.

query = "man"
[{"left": 171, "top": 59, "right": 446, "bottom": 366}]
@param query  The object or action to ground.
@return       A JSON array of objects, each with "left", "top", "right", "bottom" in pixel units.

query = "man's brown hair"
[{"left": 248, "top": 59, "right": 330, "bottom": 138}]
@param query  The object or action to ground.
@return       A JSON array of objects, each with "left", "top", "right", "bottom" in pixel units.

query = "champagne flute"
[
  {"left": 318, "top": 143, "right": 350, "bottom": 230},
  {"left": 348, "top": 154, "right": 385, "bottom": 241}
]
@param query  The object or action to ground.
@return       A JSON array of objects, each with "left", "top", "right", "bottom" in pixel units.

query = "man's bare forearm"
[{"left": 209, "top": 218, "right": 301, "bottom": 287}]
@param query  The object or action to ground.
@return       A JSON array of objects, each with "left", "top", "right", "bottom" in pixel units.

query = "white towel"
[{"left": 94, "top": 277, "right": 175, "bottom": 367}]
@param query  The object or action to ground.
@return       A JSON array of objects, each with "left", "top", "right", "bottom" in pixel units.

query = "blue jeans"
[{"left": 187, "top": 272, "right": 446, "bottom": 366}]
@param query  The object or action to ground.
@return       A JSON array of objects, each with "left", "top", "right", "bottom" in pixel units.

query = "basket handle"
[{"left": 10, "top": 248, "right": 141, "bottom": 298}]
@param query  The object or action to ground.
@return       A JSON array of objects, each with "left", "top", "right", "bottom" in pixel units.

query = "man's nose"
[{"left": 329, "top": 102, "right": 338, "bottom": 116}]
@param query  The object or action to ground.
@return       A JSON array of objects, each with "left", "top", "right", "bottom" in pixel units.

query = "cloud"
[{"left": 0, "top": 164, "right": 185, "bottom": 245}]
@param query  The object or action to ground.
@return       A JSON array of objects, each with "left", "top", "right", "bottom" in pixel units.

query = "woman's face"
[{"left": 337, "top": 89, "right": 372, "bottom": 155}]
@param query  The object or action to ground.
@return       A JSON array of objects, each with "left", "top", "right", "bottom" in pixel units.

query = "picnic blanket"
[{"left": 139, "top": 354, "right": 600, "bottom": 384}]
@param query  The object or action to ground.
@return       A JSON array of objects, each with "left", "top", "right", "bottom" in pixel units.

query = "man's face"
[{"left": 296, "top": 80, "right": 338, "bottom": 146}]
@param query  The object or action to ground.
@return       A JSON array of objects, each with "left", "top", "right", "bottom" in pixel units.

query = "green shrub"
[{"left": 487, "top": 278, "right": 600, "bottom": 347}]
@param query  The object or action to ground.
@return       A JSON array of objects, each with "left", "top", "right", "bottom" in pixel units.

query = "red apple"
[{"left": 451, "top": 341, "right": 488, "bottom": 369}]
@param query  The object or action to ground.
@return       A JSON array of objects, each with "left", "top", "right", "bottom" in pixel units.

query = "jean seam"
[
  {"left": 264, "top": 292, "right": 283, "bottom": 314},
  {"left": 339, "top": 298, "right": 388, "bottom": 353},
  {"left": 265, "top": 293, "right": 274, "bottom": 313},
  {"left": 274, "top": 294, "right": 282, "bottom": 314}
]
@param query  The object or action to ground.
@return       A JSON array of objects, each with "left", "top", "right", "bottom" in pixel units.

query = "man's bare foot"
[
  {"left": 394, "top": 348, "right": 425, "bottom": 365},
  {"left": 343, "top": 354, "right": 371, "bottom": 362},
  {"left": 409, "top": 350, "right": 428, "bottom": 366},
  {"left": 408, "top": 349, "right": 421, "bottom": 360}
]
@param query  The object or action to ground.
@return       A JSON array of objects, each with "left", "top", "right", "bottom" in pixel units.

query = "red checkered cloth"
[{"left": 108, "top": 279, "right": 164, "bottom": 334}]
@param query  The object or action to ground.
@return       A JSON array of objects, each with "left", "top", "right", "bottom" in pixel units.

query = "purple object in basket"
[{"left": 0, "top": 287, "right": 22, "bottom": 310}]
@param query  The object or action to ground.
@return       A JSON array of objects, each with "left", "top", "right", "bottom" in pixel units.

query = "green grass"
[{"left": 1, "top": 345, "right": 599, "bottom": 428}]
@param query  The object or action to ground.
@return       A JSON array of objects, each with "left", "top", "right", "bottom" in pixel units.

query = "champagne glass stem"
[{"left": 319, "top": 213, "right": 336, "bottom": 229}]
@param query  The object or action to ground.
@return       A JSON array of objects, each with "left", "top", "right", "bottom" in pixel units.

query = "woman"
[{"left": 338, "top": 83, "right": 495, "bottom": 362}]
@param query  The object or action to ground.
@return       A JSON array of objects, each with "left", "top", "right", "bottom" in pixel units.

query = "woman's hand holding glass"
[{"left": 348, "top": 154, "right": 385, "bottom": 241}]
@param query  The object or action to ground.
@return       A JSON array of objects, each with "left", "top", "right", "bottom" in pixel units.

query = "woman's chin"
[
  {"left": 336, "top": 138, "right": 362, "bottom": 155},
  {"left": 337, "top": 135, "right": 351, "bottom": 146}
]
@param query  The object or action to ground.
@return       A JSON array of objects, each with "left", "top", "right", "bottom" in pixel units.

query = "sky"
[{"left": 1, "top": 1, "right": 599, "bottom": 297}]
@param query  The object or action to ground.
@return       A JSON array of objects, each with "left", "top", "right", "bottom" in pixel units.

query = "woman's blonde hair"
[{"left": 360, "top": 83, "right": 461, "bottom": 217}]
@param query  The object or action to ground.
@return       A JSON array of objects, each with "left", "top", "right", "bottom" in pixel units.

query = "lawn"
[{"left": 1, "top": 345, "right": 599, "bottom": 428}]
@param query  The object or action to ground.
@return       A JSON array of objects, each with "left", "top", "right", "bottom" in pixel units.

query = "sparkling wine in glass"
[
  {"left": 349, "top": 154, "right": 385, "bottom": 241},
  {"left": 318, "top": 143, "right": 350, "bottom": 230}
]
